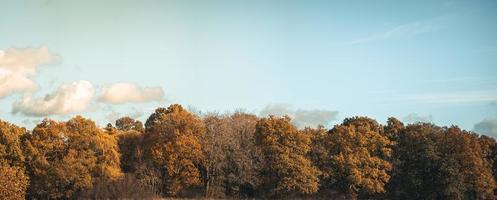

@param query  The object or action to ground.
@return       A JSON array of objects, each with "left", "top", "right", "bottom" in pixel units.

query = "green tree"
[
  {"left": 143, "top": 104, "right": 205, "bottom": 196},
  {"left": 255, "top": 115, "right": 320, "bottom": 197}
]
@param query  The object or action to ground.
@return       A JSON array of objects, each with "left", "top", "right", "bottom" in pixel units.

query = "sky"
[{"left": 1, "top": 0, "right": 497, "bottom": 136}]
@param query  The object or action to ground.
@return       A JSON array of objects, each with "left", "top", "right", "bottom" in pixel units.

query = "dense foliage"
[{"left": 1, "top": 104, "right": 497, "bottom": 199}]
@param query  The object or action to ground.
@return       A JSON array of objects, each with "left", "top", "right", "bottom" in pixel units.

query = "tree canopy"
[{"left": 2, "top": 104, "right": 497, "bottom": 199}]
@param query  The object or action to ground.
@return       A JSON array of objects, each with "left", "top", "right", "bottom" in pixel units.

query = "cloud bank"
[
  {"left": 99, "top": 82, "right": 165, "bottom": 104},
  {"left": 0, "top": 47, "right": 55, "bottom": 98},
  {"left": 12, "top": 80, "right": 95, "bottom": 117},
  {"left": 259, "top": 104, "right": 338, "bottom": 128},
  {"left": 474, "top": 118, "right": 497, "bottom": 138}
]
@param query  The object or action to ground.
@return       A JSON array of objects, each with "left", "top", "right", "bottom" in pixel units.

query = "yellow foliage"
[
  {"left": 325, "top": 117, "right": 392, "bottom": 197},
  {"left": 143, "top": 104, "right": 205, "bottom": 196},
  {"left": 0, "top": 120, "right": 29, "bottom": 200},
  {"left": 0, "top": 166, "right": 29, "bottom": 200},
  {"left": 255, "top": 115, "right": 320, "bottom": 197},
  {"left": 24, "top": 116, "right": 122, "bottom": 199}
]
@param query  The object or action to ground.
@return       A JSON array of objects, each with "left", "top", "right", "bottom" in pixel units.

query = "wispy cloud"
[
  {"left": 345, "top": 15, "right": 451, "bottom": 45},
  {"left": 259, "top": 104, "right": 338, "bottom": 128},
  {"left": 403, "top": 113, "right": 433, "bottom": 124},
  {"left": 423, "top": 77, "right": 497, "bottom": 84},
  {"left": 396, "top": 90, "right": 497, "bottom": 104}
]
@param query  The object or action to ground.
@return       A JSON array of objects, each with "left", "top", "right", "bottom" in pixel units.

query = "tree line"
[{"left": 1, "top": 104, "right": 496, "bottom": 199}]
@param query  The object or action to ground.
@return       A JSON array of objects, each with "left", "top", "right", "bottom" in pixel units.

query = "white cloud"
[
  {"left": 0, "top": 47, "right": 55, "bottom": 98},
  {"left": 99, "top": 82, "right": 165, "bottom": 104},
  {"left": 12, "top": 80, "right": 95, "bottom": 117},
  {"left": 260, "top": 104, "right": 338, "bottom": 128},
  {"left": 403, "top": 113, "right": 433, "bottom": 124},
  {"left": 474, "top": 118, "right": 497, "bottom": 138},
  {"left": 396, "top": 90, "right": 497, "bottom": 104},
  {"left": 345, "top": 15, "right": 451, "bottom": 45}
]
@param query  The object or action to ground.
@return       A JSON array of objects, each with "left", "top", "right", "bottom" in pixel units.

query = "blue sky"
[{"left": 1, "top": 0, "right": 497, "bottom": 135}]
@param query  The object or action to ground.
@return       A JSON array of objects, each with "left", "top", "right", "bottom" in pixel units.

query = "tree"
[
  {"left": 324, "top": 117, "right": 392, "bottom": 199},
  {"left": 255, "top": 115, "right": 320, "bottom": 197},
  {"left": 115, "top": 116, "right": 144, "bottom": 133},
  {"left": 200, "top": 111, "right": 264, "bottom": 198},
  {"left": 117, "top": 129, "right": 144, "bottom": 173},
  {"left": 113, "top": 117, "right": 146, "bottom": 173},
  {"left": 223, "top": 112, "right": 263, "bottom": 198},
  {"left": 478, "top": 134, "right": 497, "bottom": 193},
  {"left": 383, "top": 117, "right": 404, "bottom": 141},
  {"left": 305, "top": 125, "right": 336, "bottom": 197},
  {"left": 0, "top": 166, "right": 29, "bottom": 200},
  {"left": 143, "top": 104, "right": 205, "bottom": 196},
  {"left": 441, "top": 127, "right": 496, "bottom": 199},
  {"left": 389, "top": 123, "right": 496, "bottom": 199},
  {"left": 201, "top": 113, "right": 231, "bottom": 198},
  {"left": 0, "top": 120, "right": 29, "bottom": 199},
  {"left": 23, "top": 116, "right": 122, "bottom": 199}
]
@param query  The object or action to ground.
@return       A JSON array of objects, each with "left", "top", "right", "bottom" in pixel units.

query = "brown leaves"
[
  {"left": 3, "top": 106, "right": 497, "bottom": 199},
  {"left": 0, "top": 166, "right": 29, "bottom": 200},
  {"left": 143, "top": 104, "right": 205, "bottom": 196},
  {"left": 23, "top": 116, "right": 122, "bottom": 199},
  {"left": 255, "top": 115, "right": 320, "bottom": 197},
  {"left": 0, "top": 120, "right": 29, "bottom": 199},
  {"left": 324, "top": 117, "right": 392, "bottom": 198}
]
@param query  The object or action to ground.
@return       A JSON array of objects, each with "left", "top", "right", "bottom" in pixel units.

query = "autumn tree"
[
  {"left": 143, "top": 104, "right": 205, "bottom": 196},
  {"left": 109, "top": 117, "right": 146, "bottom": 173},
  {"left": 389, "top": 123, "right": 496, "bottom": 199},
  {"left": 305, "top": 125, "right": 334, "bottom": 197},
  {"left": 0, "top": 120, "right": 29, "bottom": 199},
  {"left": 199, "top": 111, "right": 263, "bottom": 198},
  {"left": 23, "top": 116, "right": 122, "bottom": 199},
  {"left": 223, "top": 112, "right": 263, "bottom": 198},
  {"left": 201, "top": 114, "right": 231, "bottom": 198},
  {"left": 443, "top": 127, "right": 496, "bottom": 199},
  {"left": 478, "top": 134, "right": 497, "bottom": 190},
  {"left": 0, "top": 166, "right": 29, "bottom": 200},
  {"left": 255, "top": 115, "right": 320, "bottom": 197},
  {"left": 116, "top": 116, "right": 144, "bottom": 133},
  {"left": 383, "top": 117, "right": 404, "bottom": 141},
  {"left": 323, "top": 117, "right": 392, "bottom": 199}
]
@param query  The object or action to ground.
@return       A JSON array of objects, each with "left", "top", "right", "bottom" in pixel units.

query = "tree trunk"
[{"left": 205, "top": 166, "right": 210, "bottom": 198}]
